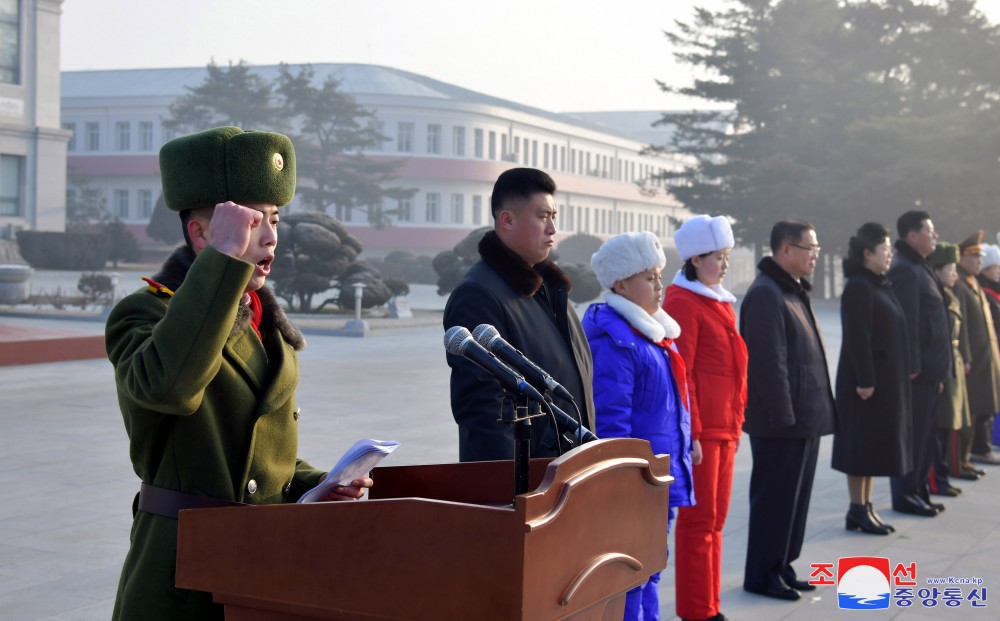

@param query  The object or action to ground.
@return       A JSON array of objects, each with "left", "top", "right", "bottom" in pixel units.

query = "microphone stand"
[{"left": 501, "top": 395, "right": 546, "bottom": 499}]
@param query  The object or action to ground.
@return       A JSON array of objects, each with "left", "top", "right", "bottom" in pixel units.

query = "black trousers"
[
  {"left": 971, "top": 413, "right": 996, "bottom": 455},
  {"left": 744, "top": 435, "right": 820, "bottom": 591},
  {"left": 891, "top": 381, "right": 940, "bottom": 508},
  {"left": 929, "top": 427, "right": 952, "bottom": 492}
]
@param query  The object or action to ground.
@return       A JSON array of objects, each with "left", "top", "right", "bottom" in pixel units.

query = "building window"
[
  {"left": 114, "top": 190, "right": 130, "bottom": 219},
  {"left": 532, "top": 140, "right": 538, "bottom": 167},
  {"left": 139, "top": 122, "right": 154, "bottom": 151},
  {"left": 502, "top": 135, "right": 509, "bottom": 161},
  {"left": 397, "top": 122, "right": 414, "bottom": 153},
  {"left": 137, "top": 189, "right": 153, "bottom": 218},
  {"left": 425, "top": 192, "right": 440, "bottom": 223},
  {"left": 427, "top": 124, "right": 441, "bottom": 154},
  {"left": 395, "top": 197, "right": 412, "bottom": 222},
  {"left": 472, "top": 195, "right": 482, "bottom": 226},
  {"left": 543, "top": 144, "right": 549, "bottom": 169},
  {"left": 335, "top": 204, "right": 352, "bottom": 222},
  {"left": 0, "top": 0, "right": 19, "bottom": 84},
  {"left": 63, "top": 123, "right": 77, "bottom": 151},
  {"left": 474, "top": 129, "right": 484, "bottom": 158},
  {"left": 488, "top": 131, "right": 496, "bottom": 160},
  {"left": 451, "top": 194, "right": 464, "bottom": 224},
  {"left": 452, "top": 126, "right": 466, "bottom": 156},
  {"left": 0, "top": 154, "right": 24, "bottom": 216},
  {"left": 86, "top": 122, "right": 100, "bottom": 151},
  {"left": 115, "top": 122, "right": 130, "bottom": 151}
]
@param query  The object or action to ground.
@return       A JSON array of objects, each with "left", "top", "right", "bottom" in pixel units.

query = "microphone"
[
  {"left": 446, "top": 326, "right": 597, "bottom": 444},
  {"left": 444, "top": 326, "right": 545, "bottom": 402},
  {"left": 472, "top": 324, "right": 576, "bottom": 402}
]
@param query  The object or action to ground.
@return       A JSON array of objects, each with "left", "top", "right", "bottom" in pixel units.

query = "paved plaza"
[{"left": 2, "top": 294, "right": 1000, "bottom": 620}]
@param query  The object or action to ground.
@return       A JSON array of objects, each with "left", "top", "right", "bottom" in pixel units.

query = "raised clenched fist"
[{"left": 209, "top": 201, "right": 263, "bottom": 259}]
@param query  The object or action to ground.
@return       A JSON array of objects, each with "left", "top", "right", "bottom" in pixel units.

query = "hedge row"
[{"left": 16, "top": 231, "right": 110, "bottom": 270}]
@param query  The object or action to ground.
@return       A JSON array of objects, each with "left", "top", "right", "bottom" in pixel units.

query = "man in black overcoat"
[
  {"left": 443, "top": 168, "right": 595, "bottom": 462},
  {"left": 886, "top": 211, "right": 952, "bottom": 516},
  {"left": 741, "top": 220, "right": 837, "bottom": 601}
]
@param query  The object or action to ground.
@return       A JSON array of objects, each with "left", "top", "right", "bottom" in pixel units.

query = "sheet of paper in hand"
[{"left": 297, "top": 439, "right": 400, "bottom": 503}]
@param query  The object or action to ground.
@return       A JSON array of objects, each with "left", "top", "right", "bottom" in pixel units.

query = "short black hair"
[
  {"left": 770, "top": 220, "right": 815, "bottom": 253},
  {"left": 490, "top": 168, "right": 556, "bottom": 220},
  {"left": 179, "top": 206, "right": 214, "bottom": 249},
  {"left": 897, "top": 210, "right": 931, "bottom": 239},
  {"left": 842, "top": 222, "right": 891, "bottom": 278}
]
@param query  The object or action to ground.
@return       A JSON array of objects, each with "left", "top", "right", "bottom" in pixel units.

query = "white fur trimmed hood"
[{"left": 604, "top": 291, "right": 680, "bottom": 342}]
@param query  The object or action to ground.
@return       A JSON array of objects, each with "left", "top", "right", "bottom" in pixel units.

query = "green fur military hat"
[
  {"left": 927, "top": 242, "right": 959, "bottom": 268},
  {"left": 159, "top": 126, "right": 296, "bottom": 211}
]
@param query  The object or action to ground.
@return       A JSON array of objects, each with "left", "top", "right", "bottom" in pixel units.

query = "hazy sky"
[{"left": 61, "top": 0, "right": 1000, "bottom": 113}]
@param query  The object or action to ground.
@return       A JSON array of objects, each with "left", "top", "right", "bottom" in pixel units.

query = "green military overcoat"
[
  {"left": 106, "top": 245, "right": 324, "bottom": 621},
  {"left": 937, "top": 288, "right": 971, "bottom": 430},
  {"left": 954, "top": 269, "right": 1000, "bottom": 418}
]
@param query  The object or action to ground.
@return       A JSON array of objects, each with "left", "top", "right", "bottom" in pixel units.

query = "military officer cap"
[
  {"left": 927, "top": 242, "right": 959, "bottom": 268},
  {"left": 159, "top": 126, "right": 296, "bottom": 212},
  {"left": 958, "top": 230, "right": 985, "bottom": 257}
]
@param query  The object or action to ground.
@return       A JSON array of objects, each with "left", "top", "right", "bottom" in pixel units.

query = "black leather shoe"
[
  {"left": 930, "top": 486, "right": 962, "bottom": 497},
  {"left": 745, "top": 575, "right": 801, "bottom": 601},
  {"left": 867, "top": 503, "right": 895, "bottom": 533},
  {"left": 929, "top": 502, "right": 945, "bottom": 513},
  {"left": 957, "top": 469, "right": 982, "bottom": 480},
  {"left": 745, "top": 583, "right": 801, "bottom": 601},
  {"left": 781, "top": 567, "right": 817, "bottom": 591},
  {"left": 894, "top": 502, "right": 938, "bottom": 517},
  {"left": 846, "top": 503, "right": 892, "bottom": 535}
]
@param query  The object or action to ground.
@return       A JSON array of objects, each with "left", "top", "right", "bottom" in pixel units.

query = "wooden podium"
[{"left": 176, "top": 438, "right": 673, "bottom": 620}]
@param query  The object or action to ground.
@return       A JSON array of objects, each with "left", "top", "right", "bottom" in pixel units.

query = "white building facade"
[
  {"left": 0, "top": 0, "right": 70, "bottom": 238},
  {"left": 61, "top": 64, "right": 691, "bottom": 255}
]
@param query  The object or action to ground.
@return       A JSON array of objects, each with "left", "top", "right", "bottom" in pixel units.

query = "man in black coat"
[
  {"left": 443, "top": 168, "right": 595, "bottom": 462},
  {"left": 887, "top": 210, "right": 953, "bottom": 516},
  {"left": 741, "top": 220, "right": 837, "bottom": 602}
]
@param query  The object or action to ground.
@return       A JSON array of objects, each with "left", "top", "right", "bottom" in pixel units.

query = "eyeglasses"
[{"left": 790, "top": 244, "right": 821, "bottom": 255}]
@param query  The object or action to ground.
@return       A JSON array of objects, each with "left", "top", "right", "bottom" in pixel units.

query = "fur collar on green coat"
[{"left": 154, "top": 246, "right": 306, "bottom": 350}]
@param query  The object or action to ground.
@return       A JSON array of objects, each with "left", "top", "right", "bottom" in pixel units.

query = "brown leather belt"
[{"left": 138, "top": 482, "right": 246, "bottom": 519}]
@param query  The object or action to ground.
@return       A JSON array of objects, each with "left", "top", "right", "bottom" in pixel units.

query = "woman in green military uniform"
[
  {"left": 926, "top": 242, "right": 971, "bottom": 495},
  {"left": 106, "top": 127, "right": 371, "bottom": 621}
]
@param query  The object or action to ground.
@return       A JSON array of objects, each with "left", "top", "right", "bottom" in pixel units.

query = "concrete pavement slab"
[{"left": 1, "top": 307, "right": 999, "bottom": 620}]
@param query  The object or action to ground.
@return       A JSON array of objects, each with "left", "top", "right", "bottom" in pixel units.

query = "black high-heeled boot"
[
  {"left": 846, "top": 503, "right": 891, "bottom": 534},
  {"left": 867, "top": 502, "right": 895, "bottom": 533}
]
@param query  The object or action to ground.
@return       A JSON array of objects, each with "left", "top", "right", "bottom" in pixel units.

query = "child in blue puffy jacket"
[{"left": 584, "top": 231, "right": 695, "bottom": 621}]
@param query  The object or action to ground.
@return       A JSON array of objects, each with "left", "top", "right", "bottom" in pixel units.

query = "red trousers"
[{"left": 674, "top": 438, "right": 737, "bottom": 620}]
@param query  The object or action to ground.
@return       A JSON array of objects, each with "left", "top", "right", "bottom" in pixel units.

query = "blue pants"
[
  {"left": 623, "top": 511, "right": 673, "bottom": 621},
  {"left": 624, "top": 572, "right": 660, "bottom": 621}
]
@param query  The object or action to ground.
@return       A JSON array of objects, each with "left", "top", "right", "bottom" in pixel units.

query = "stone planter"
[{"left": 0, "top": 264, "right": 34, "bottom": 304}]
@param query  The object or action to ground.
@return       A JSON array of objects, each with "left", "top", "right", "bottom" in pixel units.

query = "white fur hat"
[
  {"left": 982, "top": 243, "right": 1000, "bottom": 269},
  {"left": 674, "top": 215, "right": 735, "bottom": 261},
  {"left": 591, "top": 231, "right": 666, "bottom": 289}
]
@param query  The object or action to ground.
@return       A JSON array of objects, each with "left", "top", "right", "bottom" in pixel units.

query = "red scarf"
[
  {"left": 631, "top": 327, "right": 690, "bottom": 410},
  {"left": 247, "top": 290, "right": 263, "bottom": 341}
]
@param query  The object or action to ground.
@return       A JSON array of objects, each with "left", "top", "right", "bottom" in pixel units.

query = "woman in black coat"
[{"left": 832, "top": 223, "right": 912, "bottom": 535}]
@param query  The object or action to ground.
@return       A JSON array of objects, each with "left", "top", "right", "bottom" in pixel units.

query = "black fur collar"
[
  {"left": 478, "top": 231, "right": 572, "bottom": 297},
  {"left": 979, "top": 273, "right": 1000, "bottom": 296},
  {"left": 154, "top": 246, "right": 306, "bottom": 351},
  {"left": 758, "top": 256, "right": 812, "bottom": 294},
  {"left": 894, "top": 239, "right": 925, "bottom": 265}
]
